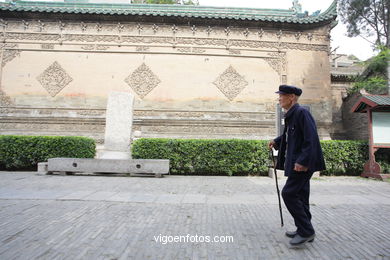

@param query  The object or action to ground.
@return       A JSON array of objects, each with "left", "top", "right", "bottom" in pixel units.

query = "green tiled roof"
[
  {"left": 0, "top": 0, "right": 337, "bottom": 24},
  {"left": 364, "top": 95, "right": 390, "bottom": 106},
  {"left": 352, "top": 95, "right": 390, "bottom": 113}
]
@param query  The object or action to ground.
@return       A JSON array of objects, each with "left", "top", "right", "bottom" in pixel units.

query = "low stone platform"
[{"left": 39, "top": 158, "right": 169, "bottom": 178}]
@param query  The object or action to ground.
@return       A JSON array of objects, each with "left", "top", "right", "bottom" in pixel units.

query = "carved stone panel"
[
  {"left": 213, "top": 65, "right": 248, "bottom": 101},
  {"left": 264, "top": 52, "right": 287, "bottom": 75},
  {"left": 125, "top": 63, "right": 161, "bottom": 99},
  {"left": 1, "top": 44, "right": 20, "bottom": 67},
  {"left": 0, "top": 89, "right": 13, "bottom": 107},
  {"left": 36, "top": 61, "right": 73, "bottom": 97}
]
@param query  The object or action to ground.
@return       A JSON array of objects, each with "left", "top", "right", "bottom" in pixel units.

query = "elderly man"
[{"left": 269, "top": 85, "right": 326, "bottom": 247}]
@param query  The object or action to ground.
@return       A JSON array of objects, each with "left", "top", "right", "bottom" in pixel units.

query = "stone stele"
[{"left": 99, "top": 91, "right": 134, "bottom": 159}]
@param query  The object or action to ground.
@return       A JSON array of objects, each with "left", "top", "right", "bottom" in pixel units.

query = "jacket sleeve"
[
  {"left": 296, "top": 109, "right": 318, "bottom": 168},
  {"left": 273, "top": 135, "right": 282, "bottom": 150}
]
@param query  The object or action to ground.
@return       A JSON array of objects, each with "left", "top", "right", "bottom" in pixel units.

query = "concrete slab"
[{"left": 47, "top": 158, "right": 169, "bottom": 175}]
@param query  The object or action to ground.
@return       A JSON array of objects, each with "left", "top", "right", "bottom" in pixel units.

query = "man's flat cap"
[{"left": 275, "top": 85, "right": 302, "bottom": 96}]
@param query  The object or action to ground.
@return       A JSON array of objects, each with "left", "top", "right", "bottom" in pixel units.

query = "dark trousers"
[{"left": 282, "top": 171, "right": 315, "bottom": 237}]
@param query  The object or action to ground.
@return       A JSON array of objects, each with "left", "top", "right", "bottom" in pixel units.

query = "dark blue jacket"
[{"left": 274, "top": 104, "right": 326, "bottom": 176}]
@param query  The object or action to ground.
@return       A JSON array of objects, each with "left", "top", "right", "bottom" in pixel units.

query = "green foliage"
[
  {"left": 376, "top": 148, "right": 390, "bottom": 173},
  {"left": 182, "top": 0, "right": 198, "bottom": 4},
  {"left": 348, "top": 76, "right": 388, "bottom": 95},
  {"left": 365, "top": 46, "right": 390, "bottom": 75},
  {"left": 0, "top": 135, "right": 96, "bottom": 170},
  {"left": 132, "top": 138, "right": 269, "bottom": 176},
  {"left": 320, "top": 140, "right": 368, "bottom": 175},
  {"left": 348, "top": 47, "right": 389, "bottom": 95},
  {"left": 133, "top": 138, "right": 389, "bottom": 176}
]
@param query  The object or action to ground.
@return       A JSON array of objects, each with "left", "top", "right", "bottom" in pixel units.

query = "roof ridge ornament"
[{"left": 291, "top": 0, "right": 302, "bottom": 14}]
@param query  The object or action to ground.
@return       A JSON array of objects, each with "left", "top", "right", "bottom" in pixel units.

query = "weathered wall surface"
[
  {"left": 330, "top": 82, "right": 350, "bottom": 139},
  {"left": 0, "top": 19, "right": 333, "bottom": 142},
  {"left": 341, "top": 92, "right": 368, "bottom": 140}
]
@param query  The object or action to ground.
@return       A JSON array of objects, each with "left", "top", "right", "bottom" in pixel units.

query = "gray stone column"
[{"left": 99, "top": 91, "right": 134, "bottom": 159}]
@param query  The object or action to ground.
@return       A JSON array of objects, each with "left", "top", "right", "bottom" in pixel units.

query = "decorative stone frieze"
[
  {"left": 228, "top": 49, "right": 241, "bottom": 55},
  {"left": 263, "top": 52, "right": 286, "bottom": 75},
  {"left": 37, "top": 20, "right": 45, "bottom": 32},
  {"left": 224, "top": 27, "right": 231, "bottom": 36},
  {"left": 136, "top": 46, "right": 150, "bottom": 52},
  {"left": 213, "top": 65, "right": 248, "bottom": 101},
  {"left": 96, "top": 22, "right": 103, "bottom": 32},
  {"left": 81, "top": 44, "right": 95, "bottom": 50},
  {"left": 276, "top": 30, "right": 283, "bottom": 39},
  {"left": 243, "top": 28, "right": 250, "bottom": 38},
  {"left": 171, "top": 25, "right": 178, "bottom": 34},
  {"left": 258, "top": 29, "right": 264, "bottom": 38},
  {"left": 125, "top": 63, "right": 161, "bottom": 99},
  {"left": 3, "top": 30, "right": 328, "bottom": 52},
  {"left": 137, "top": 23, "right": 143, "bottom": 34},
  {"left": 0, "top": 18, "right": 330, "bottom": 41},
  {"left": 191, "top": 25, "right": 197, "bottom": 35},
  {"left": 1, "top": 44, "right": 20, "bottom": 67},
  {"left": 80, "top": 44, "right": 110, "bottom": 50},
  {"left": 206, "top": 26, "right": 213, "bottom": 36},
  {"left": 177, "top": 47, "right": 205, "bottom": 54},
  {"left": 117, "top": 23, "right": 124, "bottom": 33},
  {"left": 22, "top": 20, "right": 29, "bottom": 30},
  {"left": 58, "top": 21, "right": 66, "bottom": 31},
  {"left": 152, "top": 24, "right": 159, "bottom": 34},
  {"left": 0, "top": 89, "right": 13, "bottom": 109},
  {"left": 36, "top": 61, "right": 73, "bottom": 97},
  {"left": 41, "top": 43, "right": 55, "bottom": 49},
  {"left": 264, "top": 58, "right": 281, "bottom": 75}
]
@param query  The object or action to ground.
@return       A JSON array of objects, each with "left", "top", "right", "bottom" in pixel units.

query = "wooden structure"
[{"left": 352, "top": 95, "right": 390, "bottom": 180}]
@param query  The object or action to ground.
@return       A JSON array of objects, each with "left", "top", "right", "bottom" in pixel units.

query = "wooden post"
[{"left": 361, "top": 110, "right": 383, "bottom": 179}]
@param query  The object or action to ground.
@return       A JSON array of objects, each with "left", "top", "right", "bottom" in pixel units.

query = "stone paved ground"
[{"left": 0, "top": 172, "right": 389, "bottom": 260}]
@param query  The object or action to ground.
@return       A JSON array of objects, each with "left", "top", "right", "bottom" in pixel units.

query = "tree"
[
  {"left": 339, "top": 0, "right": 390, "bottom": 93},
  {"left": 338, "top": 0, "right": 389, "bottom": 47}
]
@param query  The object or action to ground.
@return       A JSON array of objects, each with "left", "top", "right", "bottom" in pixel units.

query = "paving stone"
[{"left": 0, "top": 172, "right": 389, "bottom": 259}]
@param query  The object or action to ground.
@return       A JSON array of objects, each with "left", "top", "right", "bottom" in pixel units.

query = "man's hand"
[
  {"left": 268, "top": 140, "right": 276, "bottom": 149},
  {"left": 294, "top": 163, "right": 308, "bottom": 172}
]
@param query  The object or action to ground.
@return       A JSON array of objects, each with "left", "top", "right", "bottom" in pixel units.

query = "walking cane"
[{"left": 269, "top": 148, "right": 284, "bottom": 227}]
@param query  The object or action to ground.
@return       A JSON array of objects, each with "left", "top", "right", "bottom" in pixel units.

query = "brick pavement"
[{"left": 0, "top": 172, "right": 389, "bottom": 260}]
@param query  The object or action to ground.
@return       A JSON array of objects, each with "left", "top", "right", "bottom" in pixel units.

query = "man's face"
[{"left": 278, "top": 93, "right": 295, "bottom": 110}]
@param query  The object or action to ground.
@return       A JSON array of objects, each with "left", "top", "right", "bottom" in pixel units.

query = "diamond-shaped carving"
[
  {"left": 125, "top": 63, "right": 161, "bottom": 99},
  {"left": 37, "top": 61, "right": 73, "bottom": 97},
  {"left": 213, "top": 65, "right": 248, "bottom": 101}
]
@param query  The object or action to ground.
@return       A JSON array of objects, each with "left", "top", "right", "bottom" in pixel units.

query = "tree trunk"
[
  {"left": 388, "top": 59, "right": 389, "bottom": 94},
  {"left": 388, "top": 43, "right": 389, "bottom": 95},
  {"left": 388, "top": 1, "right": 390, "bottom": 94}
]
